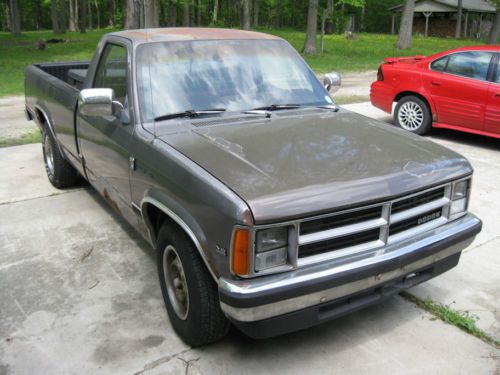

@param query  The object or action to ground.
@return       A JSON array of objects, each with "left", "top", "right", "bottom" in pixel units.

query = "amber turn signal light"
[{"left": 231, "top": 228, "right": 250, "bottom": 276}]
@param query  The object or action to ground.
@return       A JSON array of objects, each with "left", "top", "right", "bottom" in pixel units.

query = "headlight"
[
  {"left": 450, "top": 179, "right": 470, "bottom": 220},
  {"left": 255, "top": 227, "right": 288, "bottom": 253},
  {"left": 254, "top": 227, "right": 289, "bottom": 271}
]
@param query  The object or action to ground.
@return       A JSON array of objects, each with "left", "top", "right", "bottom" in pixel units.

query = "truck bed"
[{"left": 25, "top": 61, "right": 91, "bottom": 171}]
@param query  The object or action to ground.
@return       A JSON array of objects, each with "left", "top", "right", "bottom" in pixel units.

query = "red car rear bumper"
[{"left": 370, "top": 81, "right": 394, "bottom": 114}]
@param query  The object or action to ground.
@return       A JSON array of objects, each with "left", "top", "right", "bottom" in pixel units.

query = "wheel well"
[
  {"left": 34, "top": 108, "right": 47, "bottom": 127},
  {"left": 143, "top": 203, "right": 184, "bottom": 246},
  {"left": 394, "top": 91, "right": 432, "bottom": 115}
]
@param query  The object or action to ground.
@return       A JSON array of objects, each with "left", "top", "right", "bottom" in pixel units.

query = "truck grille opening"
[
  {"left": 300, "top": 206, "right": 383, "bottom": 236},
  {"left": 389, "top": 209, "right": 443, "bottom": 236},
  {"left": 298, "top": 229, "right": 380, "bottom": 258},
  {"left": 391, "top": 187, "right": 445, "bottom": 214},
  {"left": 297, "top": 185, "right": 450, "bottom": 264}
]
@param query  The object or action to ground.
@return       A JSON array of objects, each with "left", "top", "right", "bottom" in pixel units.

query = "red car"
[{"left": 370, "top": 46, "right": 500, "bottom": 139}]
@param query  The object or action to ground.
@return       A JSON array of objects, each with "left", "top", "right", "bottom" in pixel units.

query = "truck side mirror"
[
  {"left": 79, "top": 88, "right": 123, "bottom": 118},
  {"left": 324, "top": 72, "right": 341, "bottom": 93}
]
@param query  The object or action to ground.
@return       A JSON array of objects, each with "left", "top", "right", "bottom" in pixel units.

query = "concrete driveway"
[{"left": 1, "top": 102, "right": 499, "bottom": 374}]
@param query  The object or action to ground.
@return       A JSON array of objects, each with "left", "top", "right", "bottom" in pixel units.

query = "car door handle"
[
  {"left": 431, "top": 81, "right": 441, "bottom": 86},
  {"left": 495, "top": 93, "right": 500, "bottom": 98}
]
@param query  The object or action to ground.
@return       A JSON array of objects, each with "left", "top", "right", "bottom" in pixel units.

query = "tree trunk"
[
  {"left": 320, "top": 8, "right": 327, "bottom": 53},
  {"left": 242, "top": 0, "right": 250, "bottom": 29},
  {"left": 212, "top": 0, "right": 218, "bottom": 23},
  {"left": 69, "top": 0, "right": 76, "bottom": 31},
  {"left": 236, "top": 0, "right": 242, "bottom": 28},
  {"left": 396, "top": 0, "right": 415, "bottom": 49},
  {"left": 455, "top": 0, "right": 462, "bottom": 38},
  {"left": 302, "top": 0, "right": 318, "bottom": 55},
  {"left": 51, "top": 0, "right": 61, "bottom": 33},
  {"left": 253, "top": 0, "right": 259, "bottom": 27},
  {"left": 80, "top": 0, "right": 87, "bottom": 33},
  {"left": 87, "top": 0, "right": 93, "bottom": 30},
  {"left": 125, "top": 0, "right": 141, "bottom": 28},
  {"left": 489, "top": 10, "right": 500, "bottom": 44},
  {"left": 94, "top": 0, "right": 100, "bottom": 29},
  {"left": 108, "top": 0, "right": 115, "bottom": 27},
  {"left": 9, "top": 0, "right": 21, "bottom": 35},
  {"left": 274, "top": 0, "right": 281, "bottom": 28},
  {"left": 60, "top": 0, "right": 67, "bottom": 33},
  {"left": 34, "top": 0, "right": 41, "bottom": 30},
  {"left": 145, "top": 0, "right": 159, "bottom": 27},
  {"left": 325, "top": 0, "right": 333, "bottom": 34},
  {"left": 183, "top": 0, "right": 189, "bottom": 26},
  {"left": 168, "top": 0, "right": 176, "bottom": 26},
  {"left": 196, "top": 0, "right": 201, "bottom": 25}
]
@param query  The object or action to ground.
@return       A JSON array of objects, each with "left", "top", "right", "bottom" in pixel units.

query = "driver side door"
[{"left": 77, "top": 41, "right": 136, "bottom": 221}]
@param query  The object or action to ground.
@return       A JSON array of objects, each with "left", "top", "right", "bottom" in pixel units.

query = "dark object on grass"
[
  {"left": 36, "top": 40, "right": 47, "bottom": 50},
  {"left": 45, "top": 38, "right": 66, "bottom": 44}
]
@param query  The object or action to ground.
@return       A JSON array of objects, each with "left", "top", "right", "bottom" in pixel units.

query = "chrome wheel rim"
[
  {"left": 44, "top": 133, "right": 54, "bottom": 175},
  {"left": 163, "top": 245, "right": 189, "bottom": 320},
  {"left": 398, "top": 101, "right": 424, "bottom": 131}
]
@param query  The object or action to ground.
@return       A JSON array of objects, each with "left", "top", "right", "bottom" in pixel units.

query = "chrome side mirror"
[
  {"left": 324, "top": 72, "right": 341, "bottom": 93},
  {"left": 79, "top": 88, "right": 123, "bottom": 117}
]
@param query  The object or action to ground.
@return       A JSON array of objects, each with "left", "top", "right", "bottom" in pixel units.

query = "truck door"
[{"left": 77, "top": 41, "right": 135, "bottom": 221}]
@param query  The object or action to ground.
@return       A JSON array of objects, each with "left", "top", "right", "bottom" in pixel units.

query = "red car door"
[
  {"left": 423, "top": 51, "right": 494, "bottom": 131},
  {"left": 485, "top": 56, "right": 500, "bottom": 135}
]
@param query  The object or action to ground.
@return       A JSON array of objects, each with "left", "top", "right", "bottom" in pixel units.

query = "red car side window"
[{"left": 444, "top": 52, "right": 493, "bottom": 81}]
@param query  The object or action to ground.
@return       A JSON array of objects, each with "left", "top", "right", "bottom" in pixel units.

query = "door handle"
[
  {"left": 495, "top": 93, "right": 500, "bottom": 98},
  {"left": 431, "top": 81, "right": 441, "bottom": 86}
]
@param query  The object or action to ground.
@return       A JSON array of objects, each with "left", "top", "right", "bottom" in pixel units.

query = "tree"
[
  {"left": 9, "top": 0, "right": 21, "bottom": 35},
  {"left": 275, "top": 0, "right": 282, "bottom": 28},
  {"left": 125, "top": 0, "right": 140, "bottom": 29},
  {"left": 69, "top": 0, "right": 78, "bottom": 31},
  {"left": 51, "top": 0, "right": 61, "bottom": 33},
  {"left": 253, "top": 0, "right": 259, "bottom": 27},
  {"left": 108, "top": 0, "right": 115, "bottom": 27},
  {"left": 79, "top": 0, "right": 87, "bottom": 33},
  {"left": 396, "top": 0, "right": 415, "bottom": 49},
  {"left": 168, "top": 0, "right": 177, "bottom": 26},
  {"left": 60, "top": 0, "right": 67, "bottom": 33},
  {"left": 489, "top": 6, "right": 500, "bottom": 44},
  {"left": 455, "top": 0, "right": 462, "bottom": 38},
  {"left": 34, "top": 0, "right": 42, "bottom": 30},
  {"left": 303, "top": 0, "right": 318, "bottom": 55},
  {"left": 183, "top": 0, "right": 189, "bottom": 26},
  {"left": 325, "top": 0, "right": 334, "bottom": 34},
  {"left": 242, "top": 0, "right": 250, "bottom": 29},
  {"left": 196, "top": 0, "right": 201, "bottom": 25},
  {"left": 212, "top": 0, "right": 218, "bottom": 23},
  {"left": 145, "top": 0, "right": 159, "bottom": 27}
]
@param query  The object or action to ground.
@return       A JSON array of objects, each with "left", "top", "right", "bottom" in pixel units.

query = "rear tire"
[
  {"left": 156, "top": 223, "right": 230, "bottom": 346},
  {"left": 395, "top": 95, "right": 432, "bottom": 135},
  {"left": 42, "top": 126, "right": 78, "bottom": 188}
]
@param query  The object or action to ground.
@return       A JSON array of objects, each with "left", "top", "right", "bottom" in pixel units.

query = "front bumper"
[{"left": 219, "top": 214, "right": 481, "bottom": 338}]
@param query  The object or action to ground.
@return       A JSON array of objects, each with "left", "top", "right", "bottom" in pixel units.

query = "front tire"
[
  {"left": 42, "top": 126, "right": 78, "bottom": 188},
  {"left": 157, "top": 224, "right": 230, "bottom": 346},
  {"left": 395, "top": 96, "right": 432, "bottom": 135}
]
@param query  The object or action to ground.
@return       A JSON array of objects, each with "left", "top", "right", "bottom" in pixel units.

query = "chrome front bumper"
[{"left": 219, "top": 214, "right": 481, "bottom": 324}]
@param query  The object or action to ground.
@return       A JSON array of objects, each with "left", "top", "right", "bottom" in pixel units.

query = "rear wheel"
[
  {"left": 42, "top": 126, "right": 78, "bottom": 188},
  {"left": 395, "top": 96, "right": 432, "bottom": 135},
  {"left": 156, "top": 223, "right": 230, "bottom": 346}
]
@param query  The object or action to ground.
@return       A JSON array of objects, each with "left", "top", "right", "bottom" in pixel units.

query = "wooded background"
[{"left": 1, "top": 0, "right": 401, "bottom": 35}]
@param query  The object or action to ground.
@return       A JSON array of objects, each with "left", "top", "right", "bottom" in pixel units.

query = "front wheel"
[
  {"left": 395, "top": 96, "right": 432, "bottom": 135},
  {"left": 157, "top": 224, "right": 230, "bottom": 346}
]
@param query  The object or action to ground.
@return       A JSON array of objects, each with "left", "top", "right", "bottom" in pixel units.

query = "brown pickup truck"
[{"left": 25, "top": 28, "right": 482, "bottom": 346}]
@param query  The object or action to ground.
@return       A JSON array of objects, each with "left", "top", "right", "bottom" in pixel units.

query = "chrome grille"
[{"left": 297, "top": 184, "right": 452, "bottom": 266}]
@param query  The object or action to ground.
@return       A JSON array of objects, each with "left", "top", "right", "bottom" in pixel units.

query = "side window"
[
  {"left": 445, "top": 51, "right": 493, "bottom": 81},
  {"left": 430, "top": 56, "right": 448, "bottom": 72},
  {"left": 495, "top": 58, "right": 500, "bottom": 83},
  {"left": 93, "top": 44, "right": 128, "bottom": 104}
]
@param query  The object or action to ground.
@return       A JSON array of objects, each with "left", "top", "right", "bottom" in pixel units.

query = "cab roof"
[{"left": 108, "top": 28, "right": 282, "bottom": 45}]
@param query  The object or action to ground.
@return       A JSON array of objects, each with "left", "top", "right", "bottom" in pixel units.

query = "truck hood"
[{"left": 158, "top": 109, "right": 471, "bottom": 223}]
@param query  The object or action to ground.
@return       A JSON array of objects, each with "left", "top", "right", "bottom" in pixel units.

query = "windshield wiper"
[
  {"left": 250, "top": 104, "right": 303, "bottom": 111},
  {"left": 154, "top": 109, "right": 226, "bottom": 122}
]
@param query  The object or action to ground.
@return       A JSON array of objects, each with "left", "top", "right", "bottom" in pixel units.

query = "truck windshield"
[{"left": 136, "top": 39, "right": 332, "bottom": 122}]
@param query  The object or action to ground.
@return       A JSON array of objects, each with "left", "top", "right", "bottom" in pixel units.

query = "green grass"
[
  {"left": 401, "top": 292, "right": 500, "bottom": 349},
  {"left": 0, "top": 28, "right": 485, "bottom": 97},
  {"left": 333, "top": 94, "right": 370, "bottom": 105},
  {"left": 0, "top": 129, "right": 41, "bottom": 148}
]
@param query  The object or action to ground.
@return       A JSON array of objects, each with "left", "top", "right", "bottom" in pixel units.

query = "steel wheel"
[
  {"left": 163, "top": 245, "right": 189, "bottom": 320},
  {"left": 43, "top": 132, "right": 55, "bottom": 176},
  {"left": 397, "top": 101, "right": 424, "bottom": 131}
]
